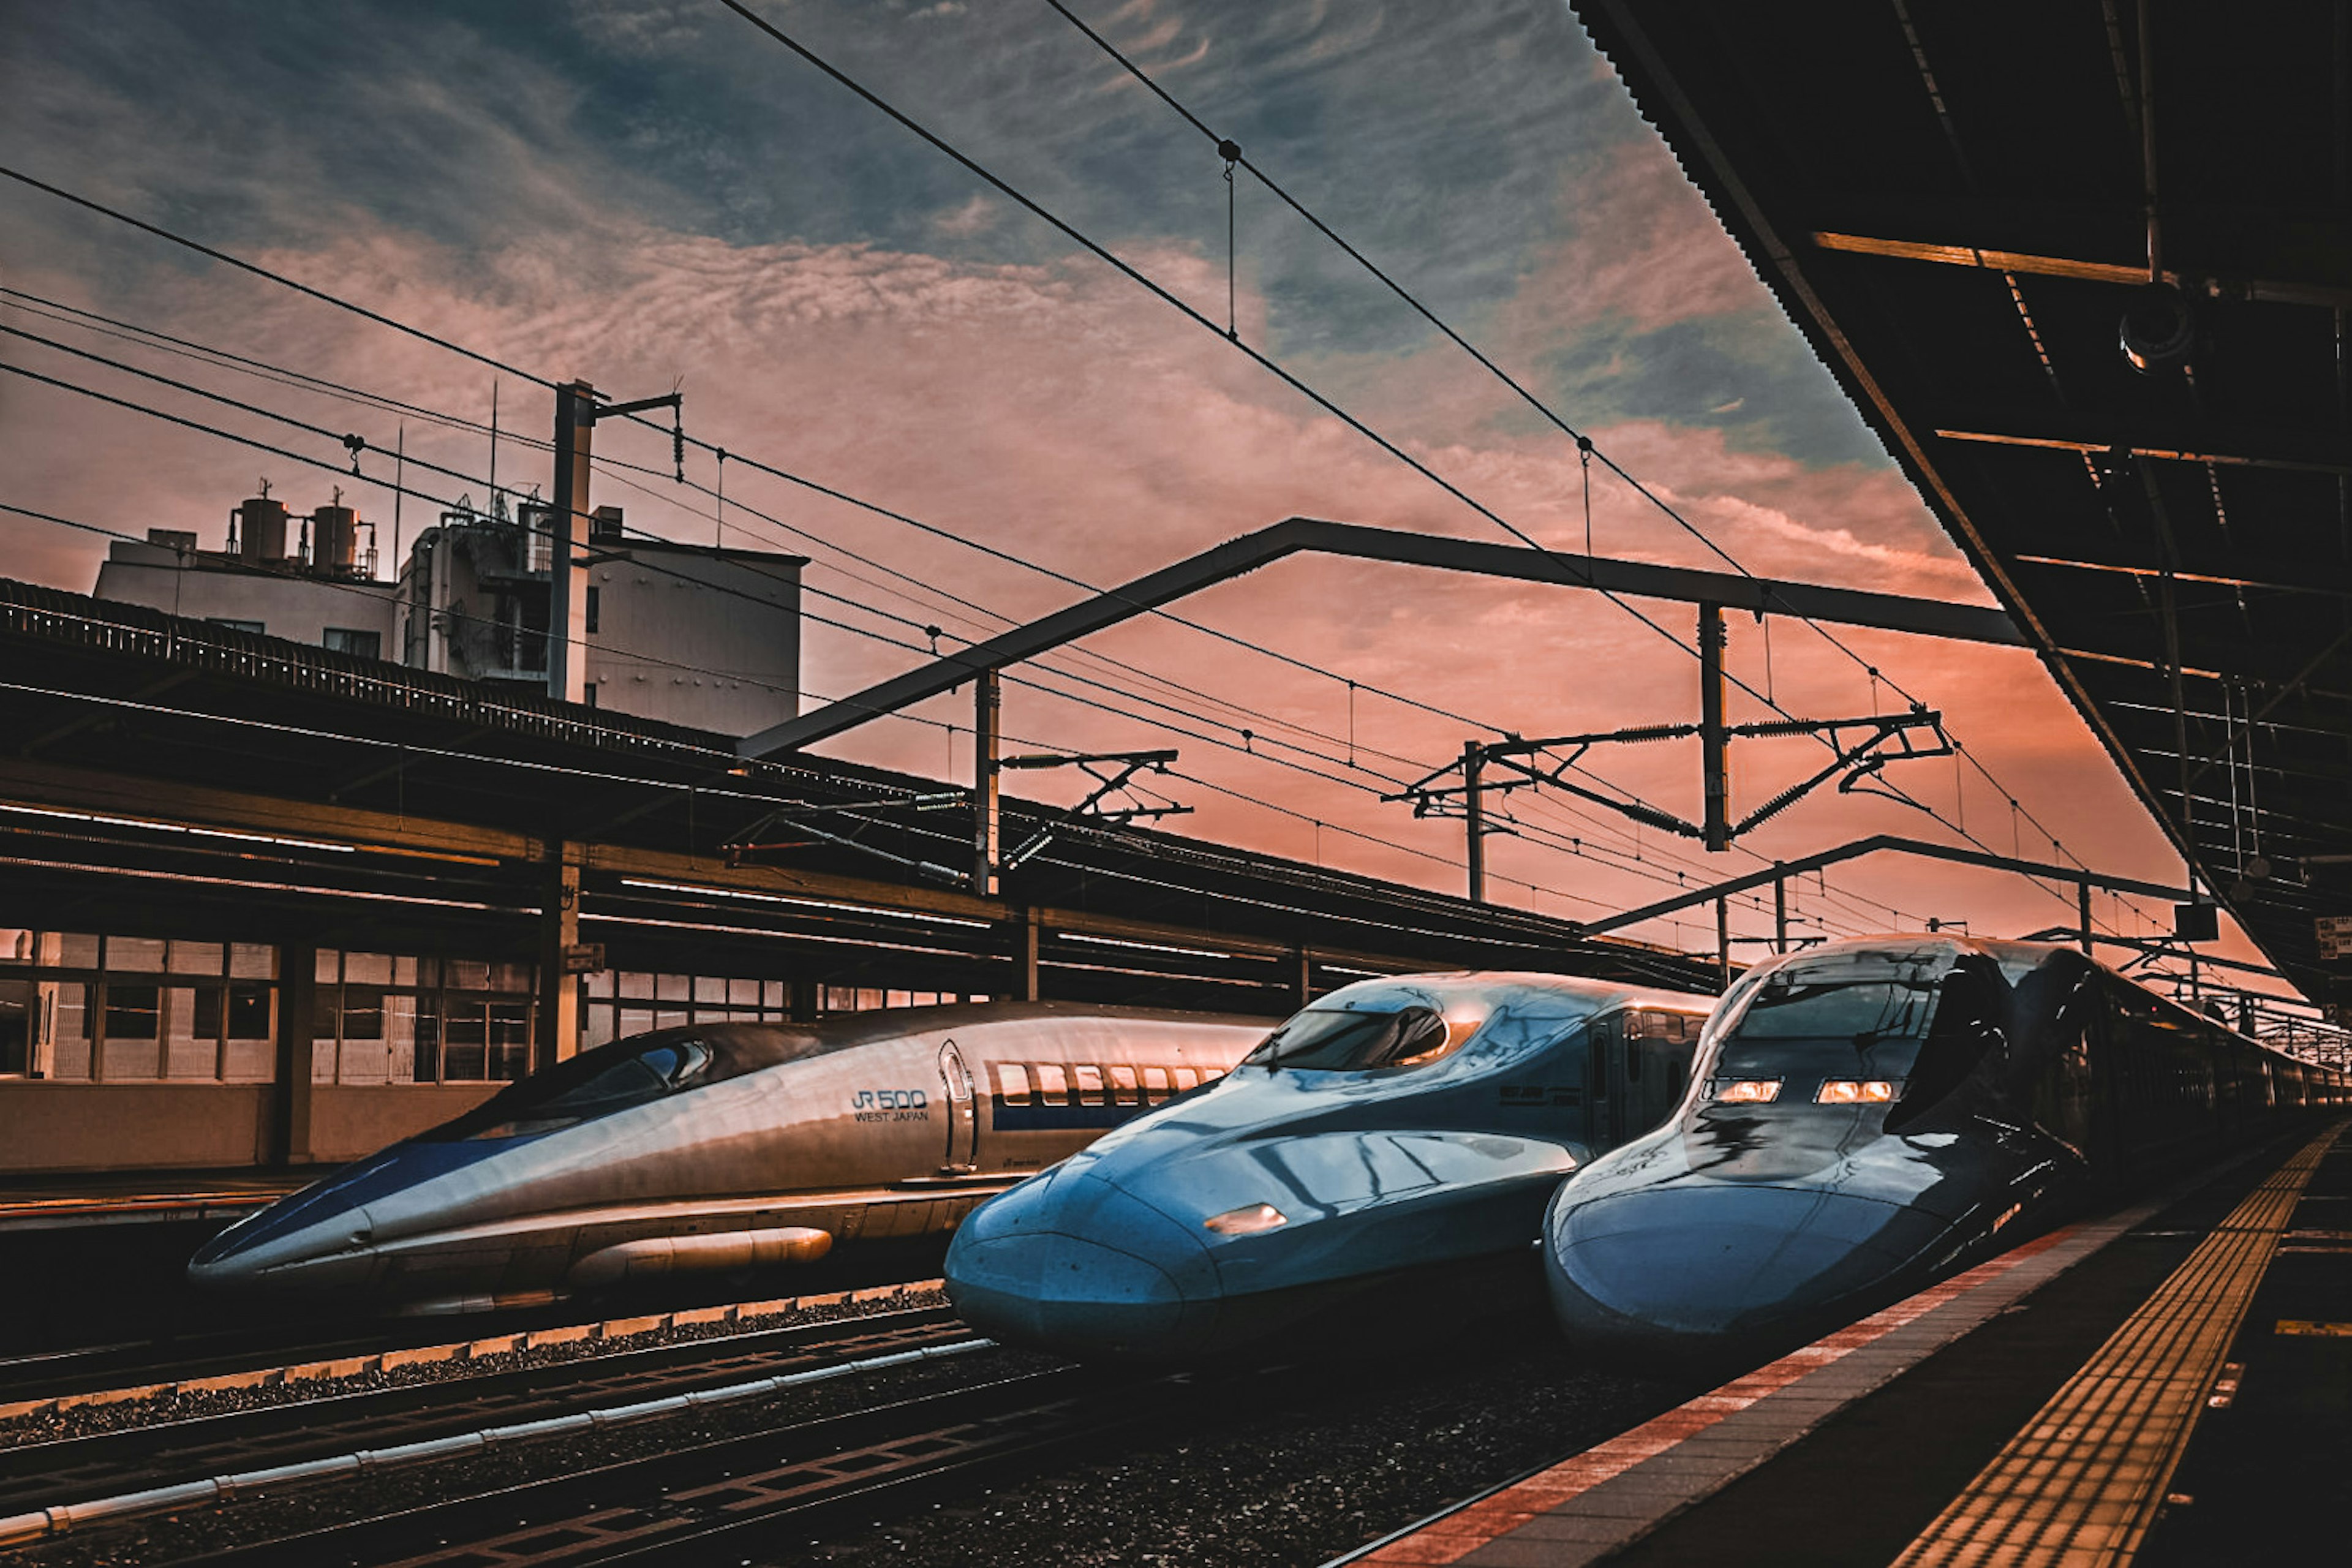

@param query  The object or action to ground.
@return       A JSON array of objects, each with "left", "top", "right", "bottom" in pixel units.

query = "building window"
[
  {"left": 585, "top": 585, "right": 600, "bottom": 633},
  {"left": 323, "top": 627, "right": 381, "bottom": 658},
  {"left": 205, "top": 618, "right": 266, "bottom": 635}
]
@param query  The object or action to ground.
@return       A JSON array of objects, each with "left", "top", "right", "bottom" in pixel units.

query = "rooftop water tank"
[
  {"left": 234, "top": 496, "right": 288, "bottom": 562},
  {"left": 311, "top": 503, "right": 358, "bottom": 575}
]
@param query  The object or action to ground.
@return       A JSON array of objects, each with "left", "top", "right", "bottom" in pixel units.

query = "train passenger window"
[
  {"left": 997, "top": 1063, "right": 1031, "bottom": 1106},
  {"left": 1035, "top": 1063, "right": 1069, "bottom": 1104},
  {"left": 1109, "top": 1065, "right": 1140, "bottom": 1105},
  {"left": 1171, "top": 1066, "right": 1199, "bottom": 1091},
  {"left": 1243, "top": 1006, "right": 1455, "bottom": 1071},
  {"left": 1075, "top": 1065, "right": 1106, "bottom": 1104},
  {"left": 1142, "top": 1066, "right": 1169, "bottom": 1101}
]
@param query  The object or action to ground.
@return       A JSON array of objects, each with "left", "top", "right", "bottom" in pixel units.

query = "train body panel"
[
  {"left": 189, "top": 1003, "right": 1268, "bottom": 1313},
  {"left": 1543, "top": 936, "right": 2350, "bottom": 1360},
  {"left": 946, "top": 973, "right": 1715, "bottom": 1362}
]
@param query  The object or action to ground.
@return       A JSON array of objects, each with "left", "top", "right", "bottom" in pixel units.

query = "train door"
[
  {"left": 937, "top": 1039, "right": 978, "bottom": 1172},
  {"left": 1629, "top": 1011, "right": 1695, "bottom": 1133},
  {"left": 1588, "top": 1012, "right": 1621, "bottom": 1149}
]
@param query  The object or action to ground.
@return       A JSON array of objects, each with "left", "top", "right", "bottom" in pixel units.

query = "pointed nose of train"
[
  {"left": 946, "top": 1166, "right": 1222, "bottom": 1360},
  {"left": 188, "top": 1138, "right": 503, "bottom": 1294},
  {"left": 187, "top": 1183, "right": 380, "bottom": 1293},
  {"left": 1544, "top": 1183, "right": 1945, "bottom": 1357}
]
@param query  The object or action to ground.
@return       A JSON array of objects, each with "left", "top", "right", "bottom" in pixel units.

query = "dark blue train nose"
[
  {"left": 946, "top": 1166, "right": 1223, "bottom": 1361},
  {"left": 1544, "top": 1183, "right": 1947, "bottom": 1355},
  {"left": 188, "top": 1138, "right": 508, "bottom": 1292}
]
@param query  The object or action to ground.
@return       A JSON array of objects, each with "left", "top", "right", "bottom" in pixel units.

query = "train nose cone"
[
  {"left": 1545, "top": 1184, "right": 1939, "bottom": 1355},
  {"left": 187, "top": 1197, "right": 379, "bottom": 1292},
  {"left": 946, "top": 1169, "right": 1220, "bottom": 1361}
]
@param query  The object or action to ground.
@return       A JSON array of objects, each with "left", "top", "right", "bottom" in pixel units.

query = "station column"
[
  {"left": 271, "top": 940, "right": 317, "bottom": 1167},
  {"left": 535, "top": 843, "right": 586, "bottom": 1071}
]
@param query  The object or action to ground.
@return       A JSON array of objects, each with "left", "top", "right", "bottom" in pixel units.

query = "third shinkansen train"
[{"left": 1542, "top": 935, "right": 2349, "bottom": 1358}]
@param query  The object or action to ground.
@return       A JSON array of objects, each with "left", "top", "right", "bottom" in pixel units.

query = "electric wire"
[
  {"left": 2, "top": 160, "right": 2103, "bottom": 941},
  {"left": 1, "top": 285, "right": 1731, "bottom": 880},
  {"left": 1042, "top": 0, "right": 2143, "bottom": 928}
]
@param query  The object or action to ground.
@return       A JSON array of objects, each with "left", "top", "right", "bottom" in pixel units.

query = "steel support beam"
[
  {"left": 1463, "top": 740, "right": 1487, "bottom": 903},
  {"left": 739, "top": 517, "right": 2024, "bottom": 758},
  {"left": 548, "top": 380, "right": 595, "bottom": 704},
  {"left": 1809, "top": 231, "right": 2352, "bottom": 310},
  {"left": 1699, "top": 604, "right": 1730, "bottom": 851},
  {"left": 535, "top": 842, "right": 583, "bottom": 1071},
  {"left": 972, "top": 671, "right": 1001, "bottom": 897},
  {"left": 1575, "top": 834, "right": 2196, "bottom": 938},
  {"left": 273, "top": 939, "right": 317, "bottom": 1167}
]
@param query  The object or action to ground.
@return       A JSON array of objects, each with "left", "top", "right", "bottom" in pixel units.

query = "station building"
[{"left": 0, "top": 576, "right": 1713, "bottom": 1175}]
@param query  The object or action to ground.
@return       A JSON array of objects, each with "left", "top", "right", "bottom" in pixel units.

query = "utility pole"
[
  {"left": 548, "top": 381, "right": 595, "bottom": 703},
  {"left": 1716, "top": 895, "right": 1732, "bottom": 989},
  {"left": 1774, "top": 868, "right": 1789, "bottom": 954},
  {"left": 1699, "top": 603, "right": 1730, "bottom": 852},
  {"left": 2079, "top": 879, "right": 2094, "bottom": 956},
  {"left": 1464, "top": 739, "right": 1487, "bottom": 903},
  {"left": 973, "top": 670, "right": 1001, "bottom": 895},
  {"left": 546, "top": 380, "right": 683, "bottom": 704}
]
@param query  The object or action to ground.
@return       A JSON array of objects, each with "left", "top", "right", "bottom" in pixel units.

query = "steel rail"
[
  {"left": 0, "top": 1336, "right": 997, "bottom": 1553},
  {"left": 0, "top": 1308, "right": 967, "bottom": 1520}
]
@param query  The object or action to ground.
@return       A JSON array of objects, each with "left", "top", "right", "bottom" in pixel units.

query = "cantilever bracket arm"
[
  {"left": 1570, "top": 834, "right": 2195, "bottom": 939},
  {"left": 737, "top": 516, "right": 2024, "bottom": 759}
]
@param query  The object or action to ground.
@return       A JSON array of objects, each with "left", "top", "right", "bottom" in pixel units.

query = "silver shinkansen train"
[
  {"left": 1544, "top": 937, "right": 2352, "bottom": 1360},
  {"left": 946, "top": 972, "right": 1715, "bottom": 1362},
  {"left": 189, "top": 1002, "right": 1268, "bottom": 1314}
]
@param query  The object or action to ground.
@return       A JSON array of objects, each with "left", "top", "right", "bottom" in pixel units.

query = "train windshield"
[
  {"left": 1243, "top": 1005, "right": 1457, "bottom": 1071},
  {"left": 423, "top": 1028, "right": 792, "bottom": 1141},
  {"left": 1711, "top": 975, "right": 1938, "bottom": 1087}
]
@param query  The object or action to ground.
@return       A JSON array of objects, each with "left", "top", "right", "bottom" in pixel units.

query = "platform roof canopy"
[{"left": 1579, "top": 1, "right": 2352, "bottom": 999}]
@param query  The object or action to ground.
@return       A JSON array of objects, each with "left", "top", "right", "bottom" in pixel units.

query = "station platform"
[
  {"left": 0, "top": 1168, "right": 322, "bottom": 1233},
  {"left": 1349, "top": 1120, "right": 2350, "bottom": 1567}
]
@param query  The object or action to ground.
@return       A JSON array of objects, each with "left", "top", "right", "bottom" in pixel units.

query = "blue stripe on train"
[{"left": 989, "top": 1098, "right": 1145, "bottom": 1132}]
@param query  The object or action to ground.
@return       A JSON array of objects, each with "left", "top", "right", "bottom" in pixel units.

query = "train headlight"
[
  {"left": 1203, "top": 1203, "right": 1288, "bottom": 1235},
  {"left": 1711, "top": 1079, "right": 1782, "bottom": 1104},
  {"left": 1816, "top": 1079, "right": 1901, "bottom": 1104}
]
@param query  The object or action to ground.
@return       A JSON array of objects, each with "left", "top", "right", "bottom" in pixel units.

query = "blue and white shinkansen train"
[
  {"left": 189, "top": 1003, "right": 1267, "bottom": 1315},
  {"left": 946, "top": 973, "right": 1714, "bottom": 1362},
  {"left": 1543, "top": 936, "right": 2352, "bottom": 1360}
]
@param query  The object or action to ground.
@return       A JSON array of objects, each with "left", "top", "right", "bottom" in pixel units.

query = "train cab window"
[
  {"left": 1142, "top": 1065, "right": 1170, "bottom": 1102},
  {"left": 1034, "top": 1063, "right": 1069, "bottom": 1104},
  {"left": 1711, "top": 968, "right": 1940, "bottom": 1107},
  {"left": 1243, "top": 1005, "right": 1457, "bottom": 1071},
  {"left": 1171, "top": 1066, "right": 1199, "bottom": 1092},
  {"left": 996, "top": 1063, "right": 1031, "bottom": 1106},
  {"left": 1109, "top": 1065, "right": 1140, "bottom": 1105},
  {"left": 432, "top": 1033, "right": 716, "bottom": 1140},
  {"left": 1074, "top": 1065, "right": 1106, "bottom": 1105}
]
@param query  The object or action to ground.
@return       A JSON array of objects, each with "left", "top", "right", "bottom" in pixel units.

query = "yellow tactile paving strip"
[{"left": 1894, "top": 1122, "right": 2345, "bottom": 1568}]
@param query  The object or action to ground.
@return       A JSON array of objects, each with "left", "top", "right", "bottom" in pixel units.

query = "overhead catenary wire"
[
  {"left": 4, "top": 157, "right": 2098, "bottom": 943},
  {"left": 0, "top": 282, "right": 1740, "bottom": 886},
  {"left": 1042, "top": 0, "right": 2119, "bottom": 912},
  {"left": 0, "top": 283, "right": 1921, "bottom": 948}
]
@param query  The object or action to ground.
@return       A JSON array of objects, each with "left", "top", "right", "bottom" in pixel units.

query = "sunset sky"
[{"left": 0, "top": 1, "right": 2277, "bottom": 990}]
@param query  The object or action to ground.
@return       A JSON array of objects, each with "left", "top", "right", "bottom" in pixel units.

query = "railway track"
[
  {"left": 0, "top": 1306, "right": 971, "bottom": 1523},
  {"left": 160, "top": 1363, "right": 1174, "bottom": 1567}
]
